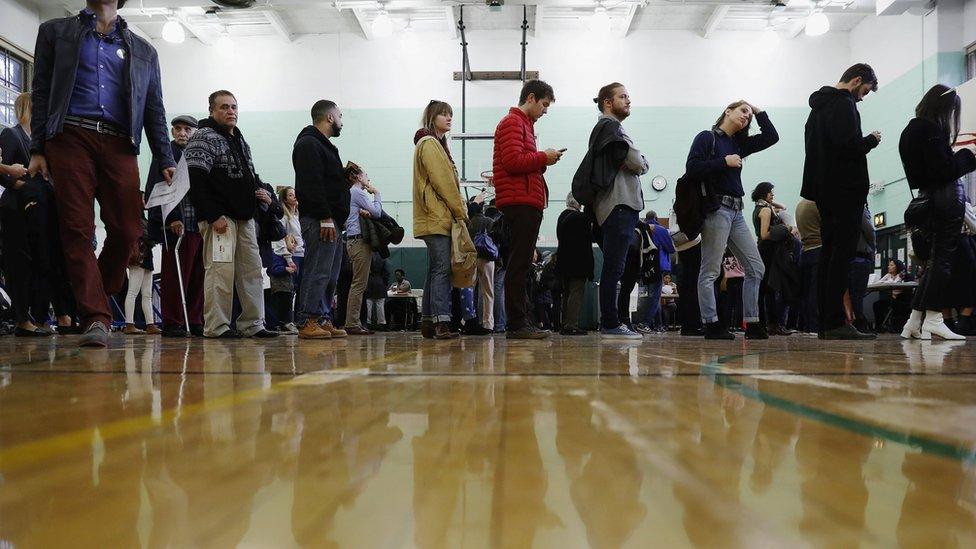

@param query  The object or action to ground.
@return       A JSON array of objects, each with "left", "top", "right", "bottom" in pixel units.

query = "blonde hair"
[
  {"left": 422, "top": 100, "right": 453, "bottom": 134},
  {"left": 14, "top": 93, "right": 30, "bottom": 124},
  {"left": 277, "top": 186, "right": 297, "bottom": 219},
  {"left": 284, "top": 234, "right": 297, "bottom": 248}
]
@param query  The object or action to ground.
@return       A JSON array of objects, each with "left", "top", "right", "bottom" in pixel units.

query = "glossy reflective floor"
[{"left": 1, "top": 332, "right": 976, "bottom": 548}]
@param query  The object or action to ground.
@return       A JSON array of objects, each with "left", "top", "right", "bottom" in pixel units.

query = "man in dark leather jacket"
[{"left": 27, "top": 0, "right": 175, "bottom": 347}]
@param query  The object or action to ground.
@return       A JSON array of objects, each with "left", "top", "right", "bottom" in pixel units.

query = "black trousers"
[
  {"left": 500, "top": 205, "right": 542, "bottom": 331},
  {"left": 816, "top": 203, "right": 863, "bottom": 331},
  {"left": 913, "top": 186, "right": 965, "bottom": 312},
  {"left": 677, "top": 245, "right": 702, "bottom": 331},
  {"left": 0, "top": 182, "right": 73, "bottom": 324}
]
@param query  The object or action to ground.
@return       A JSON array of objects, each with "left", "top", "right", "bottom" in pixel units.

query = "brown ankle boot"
[
  {"left": 434, "top": 322, "right": 458, "bottom": 340},
  {"left": 321, "top": 320, "right": 347, "bottom": 338},
  {"left": 299, "top": 319, "right": 331, "bottom": 339}
]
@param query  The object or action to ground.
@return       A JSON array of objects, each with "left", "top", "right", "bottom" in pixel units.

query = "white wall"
[
  {"left": 0, "top": 0, "right": 40, "bottom": 54},
  {"left": 154, "top": 29, "right": 850, "bottom": 114},
  {"left": 850, "top": 11, "right": 925, "bottom": 81}
]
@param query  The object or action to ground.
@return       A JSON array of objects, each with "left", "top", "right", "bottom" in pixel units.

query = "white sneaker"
[
  {"left": 921, "top": 311, "right": 965, "bottom": 340},
  {"left": 283, "top": 322, "right": 299, "bottom": 335}
]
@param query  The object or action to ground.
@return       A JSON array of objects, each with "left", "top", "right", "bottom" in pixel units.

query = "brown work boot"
[
  {"left": 321, "top": 320, "right": 347, "bottom": 338},
  {"left": 299, "top": 319, "right": 331, "bottom": 339},
  {"left": 123, "top": 323, "right": 144, "bottom": 335},
  {"left": 145, "top": 325, "right": 162, "bottom": 335}
]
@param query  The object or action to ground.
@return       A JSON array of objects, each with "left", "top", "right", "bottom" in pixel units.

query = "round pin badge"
[{"left": 116, "top": 48, "right": 125, "bottom": 60}]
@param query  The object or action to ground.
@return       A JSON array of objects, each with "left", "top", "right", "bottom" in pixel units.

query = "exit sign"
[{"left": 874, "top": 212, "right": 886, "bottom": 228}]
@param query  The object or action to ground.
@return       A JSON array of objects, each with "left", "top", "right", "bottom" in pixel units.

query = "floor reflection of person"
[
  {"left": 554, "top": 391, "right": 646, "bottom": 549},
  {"left": 749, "top": 380, "right": 800, "bottom": 493}
]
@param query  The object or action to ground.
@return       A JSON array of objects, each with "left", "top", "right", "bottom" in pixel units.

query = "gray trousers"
[
  {"left": 199, "top": 218, "right": 265, "bottom": 337},
  {"left": 561, "top": 277, "right": 586, "bottom": 330}
]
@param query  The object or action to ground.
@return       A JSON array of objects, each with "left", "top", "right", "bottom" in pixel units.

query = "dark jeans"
[
  {"left": 720, "top": 277, "right": 744, "bottom": 330},
  {"left": 500, "top": 205, "right": 542, "bottom": 331},
  {"left": 816, "top": 203, "right": 863, "bottom": 331},
  {"left": 799, "top": 247, "right": 820, "bottom": 333},
  {"left": 272, "top": 291, "right": 294, "bottom": 328},
  {"left": 677, "top": 245, "right": 702, "bottom": 331},
  {"left": 47, "top": 125, "right": 143, "bottom": 327},
  {"left": 599, "top": 206, "right": 638, "bottom": 329}
]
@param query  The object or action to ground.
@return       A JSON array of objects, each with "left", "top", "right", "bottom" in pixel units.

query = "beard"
[
  {"left": 612, "top": 104, "right": 630, "bottom": 120},
  {"left": 332, "top": 121, "right": 342, "bottom": 137}
]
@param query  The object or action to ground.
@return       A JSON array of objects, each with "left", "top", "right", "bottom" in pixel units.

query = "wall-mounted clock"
[{"left": 650, "top": 175, "right": 668, "bottom": 192}]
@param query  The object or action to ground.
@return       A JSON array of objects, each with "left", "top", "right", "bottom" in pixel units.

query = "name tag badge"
[{"left": 116, "top": 48, "right": 125, "bottom": 60}]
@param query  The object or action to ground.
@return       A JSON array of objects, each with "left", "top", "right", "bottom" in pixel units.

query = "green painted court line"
[{"left": 706, "top": 353, "right": 976, "bottom": 466}]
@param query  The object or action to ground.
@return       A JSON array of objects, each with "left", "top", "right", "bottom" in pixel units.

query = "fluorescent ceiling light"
[
  {"left": 162, "top": 20, "right": 186, "bottom": 44},
  {"left": 805, "top": 12, "right": 829, "bottom": 36}
]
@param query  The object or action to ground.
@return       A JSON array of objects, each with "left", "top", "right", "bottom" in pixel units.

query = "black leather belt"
[
  {"left": 347, "top": 234, "right": 363, "bottom": 240},
  {"left": 63, "top": 115, "right": 129, "bottom": 139},
  {"left": 718, "top": 195, "right": 744, "bottom": 211}
]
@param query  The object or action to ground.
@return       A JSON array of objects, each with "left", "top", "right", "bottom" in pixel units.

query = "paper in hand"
[{"left": 145, "top": 156, "right": 190, "bottom": 221}]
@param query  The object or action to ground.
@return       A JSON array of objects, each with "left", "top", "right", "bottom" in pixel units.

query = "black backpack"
[{"left": 673, "top": 131, "right": 719, "bottom": 241}]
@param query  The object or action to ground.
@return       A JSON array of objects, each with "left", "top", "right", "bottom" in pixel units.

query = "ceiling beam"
[
  {"left": 351, "top": 8, "right": 374, "bottom": 40},
  {"left": 264, "top": 10, "right": 294, "bottom": 42},
  {"left": 445, "top": 6, "right": 458, "bottom": 38},
  {"left": 701, "top": 5, "right": 729, "bottom": 38},
  {"left": 616, "top": 4, "right": 638, "bottom": 37}
]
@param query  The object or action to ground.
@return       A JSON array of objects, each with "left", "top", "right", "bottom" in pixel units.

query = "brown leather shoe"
[
  {"left": 145, "top": 325, "right": 162, "bottom": 335},
  {"left": 299, "top": 319, "right": 331, "bottom": 339},
  {"left": 321, "top": 320, "right": 347, "bottom": 338},
  {"left": 345, "top": 325, "right": 373, "bottom": 336},
  {"left": 434, "top": 322, "right": 459, "bottom": 339},
  {"left": 123, "top": 324, "right": 144, "bottom": 335}
]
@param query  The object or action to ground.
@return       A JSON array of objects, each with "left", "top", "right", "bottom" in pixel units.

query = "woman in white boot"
[{"left": 898, "top": 84, "right": 976, "bottom": 340}]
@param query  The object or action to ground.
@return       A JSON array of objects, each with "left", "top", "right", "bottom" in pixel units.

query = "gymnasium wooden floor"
[{"left": 1, "top": 331, "right": 974, "bottom": 548}]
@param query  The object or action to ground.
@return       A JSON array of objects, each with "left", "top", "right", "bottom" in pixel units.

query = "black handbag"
[{"left": 903, "top": 195, "right": 931, "bottom": 228}]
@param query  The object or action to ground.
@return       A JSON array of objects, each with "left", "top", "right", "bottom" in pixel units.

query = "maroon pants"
[
  {"left": 46, "top": 125, "right": 143, "bottom": 327},
  {"left": 160, "top": 231, "right": 205, "bottom": 328}
]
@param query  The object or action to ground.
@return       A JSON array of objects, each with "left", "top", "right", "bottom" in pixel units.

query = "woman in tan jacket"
[{"left": 413, "top": 100, "right": 468, "bottom": 339}]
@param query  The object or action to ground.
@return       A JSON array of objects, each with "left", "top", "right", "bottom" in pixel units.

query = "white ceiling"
[{"left": 22, "top": 1, "right": 878, "bottom": 42}]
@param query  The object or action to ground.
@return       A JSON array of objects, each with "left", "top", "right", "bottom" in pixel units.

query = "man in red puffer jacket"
[{"left": 493, "top": 79, "right": 565, "bottom": 339}]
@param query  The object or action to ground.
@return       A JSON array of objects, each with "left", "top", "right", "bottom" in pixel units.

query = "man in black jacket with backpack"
[{"left": 801, "top": 63, "right": 881, "bottom": 340}]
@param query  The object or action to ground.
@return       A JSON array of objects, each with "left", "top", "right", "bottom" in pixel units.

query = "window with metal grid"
[{"left": 0, "top": 45, "right": 29, "bottom": 129}]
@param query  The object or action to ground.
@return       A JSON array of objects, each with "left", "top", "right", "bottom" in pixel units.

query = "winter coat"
[
  {"left": 413, "top": 132, "right": 468, "bottom": 237},
  {"left": 801, "top": 86, "right": 879, "bottom": 206},
  {"left": 555, "top": 208, "right": 594, "bottom": 280},
  {"left": 292, "top": 125, "right": 350, "bottom": 228},
  {"left": 366, "top": 252, "right": 390, "bottom": 300},
  {"left": 361, "top": 212, "right": 405, "bottom": 259},
  {"left": 899, "top": 117, "right": 976, "bottom": 191},
  {"left": 492, "top": 107, "right": 549, "bottom": 211}
]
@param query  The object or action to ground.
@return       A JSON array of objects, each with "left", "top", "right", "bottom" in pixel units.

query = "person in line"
[
  {"left": 849, "top": 204, "right": 876, "bottom": 333},
  {"left": 293, "top": 100, "right": 350, "bottom": 340},
  {"left": 899, "top": 84, "right": 976, "bottom": 340},
  {"left": 751, "top": 182, "right": 792, "bottom": 336},
  {"left": 493, "top": 80, "right": 564, "bottom": 340},
  {"left": 28, "top": 0, "right": 177, "bottom": 346},
  {"left": 660, "top": 273, "right": 678, "bottom": 329},
  {"left": 0, "top": 92, "right": 75, "bottom": 336},
  {"left": 669, "top": 211, "right": 703, "bottom": 336},
  {"left": 185, "top": 90, "right": 277, "bottom": 339},
  {"left": 801, "top": 63, "right": 882, "bottom": 340},
  {"left": 413, "top": 100, "right": 467, "bottom": 339},
  {"left": 555, "top": 193, "right": 593, "bottom": 336},
  {"left": 365, "top": 251, "right": 389, "bottom": 331},
  {"left": 146, "top": 115, "right": 205, "bottom": 338},
  {"left": 636, "top": 211, "right": 675, "bottom": 334},
  {"left": 123, "top": 220, "right": 160, "bottom": 334},
  {"left": 589, "top": 83, "right": 647, "bottom": 339},
  {"left": 277, "top": 186, "right": 305, "bottom": 316},
  {"left": 468, "top": 195, "right": 496, "bottom": 334},
  {"left": 795, "top": 198, "right": 821, "bottom": 333},
  {"left": 686, "top": 100, "right": 779, "bottom": 340},
  {"left": 268, "top": 235, "right": 299, "bottom": 334},
  {"left": 872, "top": 259, "right": 908, "bottom": 333},
  {"left": 487, "top": 203, "right": 508, "bottom": 333},
  {"left": 387, "top": 268, "right": 415, "bottom": 330},
  {"left": 343, "top": 162, "right": 382, "bottom": 335}
]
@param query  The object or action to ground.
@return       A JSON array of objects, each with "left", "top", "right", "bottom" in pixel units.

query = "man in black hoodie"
[
  {"left": 186, "top": 90, "right": 277, "bottom": 339},
  {"left": 292, "top": 99, "right": 351, "bottom": 339},
  {"left": 801, "top": 63, "right": 881, "bottom": 340}
]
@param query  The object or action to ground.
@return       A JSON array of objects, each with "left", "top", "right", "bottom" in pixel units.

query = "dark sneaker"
[
  {"left": 461, "top": 323, "right": 493, "bottom": 336},
  {"left": 680, "top": 327, "right": 705, "bottom": 337},
  {"left": 704, "top": 321, "right": 734, "bottom": 340},
  {"left": 559, "top": 328, "right": 588, "bottom": 336},
  {"left": 745, "top": 322, "right": 769, "bottom": 340},
  {"left": 189, "top": 325, "right": 205, "bottom": 337},
  {"left": 213, "top": 329, "right": 243, "bottom": 339},
  {"left": 421, "top": 320, "right": 435, "bottom": 339},
  {"left": 15, "top": 326, "right": 52, "bottom": 338},
  {"left": 600, "top": 325, "right": 643, "bottom": 339},
  {"left": 506, "top": 327, "right": 549, "bottom": 340},
  {"left": 823, "top": 324, "right": 877, "bottom": 340},
  {"left": 251, "top": 329, "right": 279, "bottom": 338},
  {"left": 79, "top": 321, "right": 109, "bottom": 348},
  {"left": 162, "top": 326, "right": 188, "bottom": 338}
]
